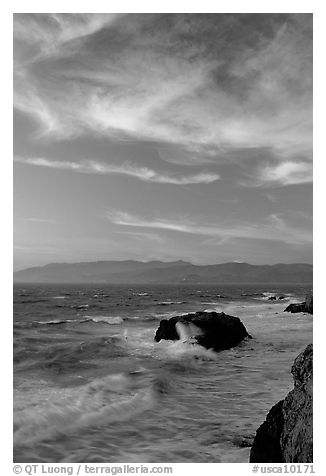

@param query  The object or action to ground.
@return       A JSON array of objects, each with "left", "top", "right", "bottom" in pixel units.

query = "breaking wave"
[
  {"left": 14, "top": 373, "right": 157, "bottom": 447},
  {"left": 33, "top": 315, "right": 124, "bottom": 326}
]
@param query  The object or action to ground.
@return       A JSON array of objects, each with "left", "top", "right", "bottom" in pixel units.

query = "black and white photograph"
[{"left": 13, "top": 11, "right": 313, "bottom": 467}]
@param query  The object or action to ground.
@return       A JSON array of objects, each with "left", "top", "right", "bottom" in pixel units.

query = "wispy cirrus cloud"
[
  {"left": 14, "top": 156, "right": 220, "bottom": 185},
  {"left": 23, "top": 217, "right": 56, "bottom": 223},
  {"left": 113, "top": 231, "right": 166, "bottom": 243},
  {"left": 14, "top": 14, "right": 312, "bottom": 166},
  {"left": 106, "top": 210, "right": 312, "bottom": 246},
  {"left": 14, "top": 13, "right": 122, "bottom": 60},
  {"left": 13, "top": 14, "right": 313, "bottom": 269},
  {"left": 240, "top": 160, "right": 313, "bottom": 187},
  {"left": 255, "top": 161, "right": 313, "bottom": 186}
]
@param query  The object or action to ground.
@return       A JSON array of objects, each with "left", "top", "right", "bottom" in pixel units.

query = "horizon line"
[{"left": 13, "top": 259, "right": 313, "bottom": 273}]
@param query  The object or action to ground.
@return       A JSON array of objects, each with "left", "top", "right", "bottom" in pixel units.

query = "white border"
[{"left": 4, "top": 3, "right": 323, "bottom": 472}]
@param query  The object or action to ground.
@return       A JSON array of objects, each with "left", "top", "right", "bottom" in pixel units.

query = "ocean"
[{"left": 13, "top": 283, "right": 313, "bottom": 463}]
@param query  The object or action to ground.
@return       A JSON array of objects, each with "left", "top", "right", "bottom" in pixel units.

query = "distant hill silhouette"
[{"left": 13, "top": 260, "right": 313, "bottom": 284}]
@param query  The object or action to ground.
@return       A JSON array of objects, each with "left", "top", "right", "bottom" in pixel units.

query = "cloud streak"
[
  {"left": 23, "top": 217, "right": 56, "bottom": 223},
  {"left": 14, "top": 156, "right": 220, "bottom": 185},
  {"left": 113, "top": 231, "right": 166, "bottom": 243},
  {"left": 14, "top": 13, "right": 122, "bottom": 61},
  {"left": 14, "top": 14, "right": 312, "bottom": 166},
  {"left": 106, "top": 210, "right": 312, "bottom": 246},
  {"left": 255, "top": 161, "right": 313, "bottom": 186}
]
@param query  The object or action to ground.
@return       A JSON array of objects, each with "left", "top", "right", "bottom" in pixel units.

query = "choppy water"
[{"left": 13, "top": 283, "right": 313, "bottom": 463}]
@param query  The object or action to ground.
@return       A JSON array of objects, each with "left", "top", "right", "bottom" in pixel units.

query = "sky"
[{"left": 13, "top": 13, "right": 313, "bottom": 270}]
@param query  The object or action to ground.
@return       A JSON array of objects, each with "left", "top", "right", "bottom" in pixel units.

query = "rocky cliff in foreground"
[{"left": 250, "top": 344, "right": 313, "bottom": 463}]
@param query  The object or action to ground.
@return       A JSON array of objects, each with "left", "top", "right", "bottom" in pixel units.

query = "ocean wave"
[
  {"left": 126, "top": 311, "right": 186, "bottom": 322},
  {"left": 203, "top": 307, "right": 221, "bottom": 313},
  {"left": 155, "top": 339, "right": 219, "bottom": 362},
  {"left": 241, "top": 293, "right": 264, "bottom": 297},
  {"left": 153, "top": 312, "right": 179, "bottom": 319},
  {"left": 35, "top": 319, "right": 80, "bottom": 326},
  {"left": 154, "top": 324, "right": 219, "bottom": 362},
  {"left": 14, "top": 373, "right": 157, "bottom": 446},
  {"left": 17, "top": 299, "right": 49, "bottom": 304},
  {"left": 14, "top": 336, "right": 127, "bottom": 369},
  {"left": 124, "top": 315, "right": 157, "bottom": 322},
  {"left": 33, "top": 315, "right": 124, "bottom": 326},
  {"left": 14, "top": 319, "right": 83, "bottom": 330},
  {"left": 84, "top": 315, "right": 124, "bottom": 325},
  {"left": 253, "top": 292, "right": 295, "bottom": 302},
  {"left": 71, "top": 304, "right": 89, "bottom": 309}
]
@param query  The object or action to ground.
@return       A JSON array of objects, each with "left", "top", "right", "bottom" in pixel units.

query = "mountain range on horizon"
[{"left": 13, "top": 260, "right": 313, "bottom": 284}]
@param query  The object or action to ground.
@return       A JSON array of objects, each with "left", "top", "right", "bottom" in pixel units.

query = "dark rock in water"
[
  {"left": 154, "top": 311, "right": 252, "bottom": 352},
  {"left": 278, "top": 295, "right": 286, "bottom": 300},
  {"left": 250, "top": 344, "right": 313, "bottom": 463},
  {"left": 232, "top": 436, "right": 254, "bottom": 448},
  {"left": 284, "top": 302, "right": 306, "bottom": 313},
  {"left": 268, "top": 296, "right": 277, "bottom": 301},
  {"left": 284, "top": 295, "right": 313, "bottom": 314},
  {"left": 304, "top": 295, "right": 313, "bottom": 314}
]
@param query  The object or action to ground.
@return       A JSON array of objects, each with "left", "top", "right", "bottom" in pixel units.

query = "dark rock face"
[
  {"left": 284, "top": 302, "right": 306, "bottom": 313},
  {"left": 154, "top": 311, "right": 251, "bottom": 352},
  {"left": 281, "top": 344, "right": 313, "bottom": 462},
  {"left": 250, "top": 400, "right": 285, "bottom": 463},
  {"left": 304, "top": 295, "right": 313, "bottom": 314},
  {"left": 250, "top": 344, "right": 313, "bottom": 463},
  {"left": 284, "top": 295, "right": 313, "bottom": 314}
]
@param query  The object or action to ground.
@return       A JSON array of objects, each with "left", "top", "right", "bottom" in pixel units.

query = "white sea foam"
[
  {"left": 175, "top": 321, "right": 203, "bottom": 342},
  {"left": 203, "top": 307, "right": 221, "bottom": 313},
  {"left": 35, "top": 319, "right": 77, "bottom": 325},
  {"left": 154, "top": 323, "right": 218, "bottom": 362},
  {"left": 14, "top": 373, "right": 155, "bottom": 446},
  {"left": 84, "top": 315, "right": 124, "bottom": 325},
  {"left": 35, "top": 316, "right": 124, "bottom": 325},
  {"left": 156, "top": 339, "right": 218, "bottom": 362},
  {"left": 256, "top": 292, "right": 296, "bottom": 302},
  {"left": 153, "top": 311, "right": 179, "bottom": 318}
]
